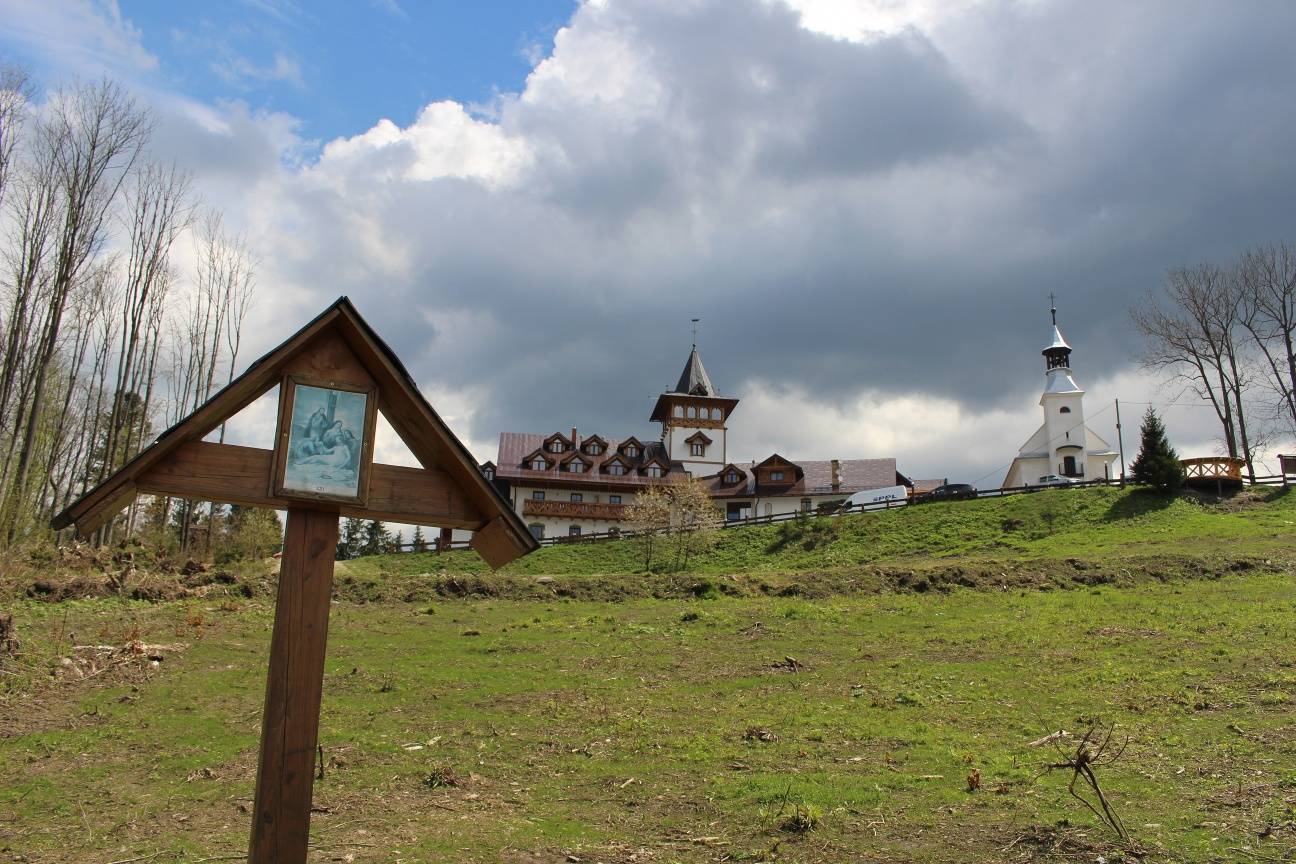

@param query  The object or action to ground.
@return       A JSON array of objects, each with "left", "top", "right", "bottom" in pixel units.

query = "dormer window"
[
  {"left": 607, "top": 463, "right": 626, "bottom": 476},
  {"left": 725, "top": 470, "right": 739, "bottom": 484},
  {"left": 586, "top": 443, "right": 602, "bottom": 455},
  {"left": 530, "top": 457, "right": 549, "bottom": 471},
  {"left": 624, "top": 445, "right": 638, "bottom": 458},
  {"left": 771, "top": 470, "right": 784, "bottom": 481},
  {"left": 548, "top": 441, "right": 565, "bottom": 453},
  {"left": 690, "top": 442, "right": 705, "bottom": 456},
  {"left": 483, "top": 466, "right": 495, "bottom": 480},
  {"left": 646, "top": 465, "right": 663, "bottom": 478},
  {"left": 566, "top": 460, "right": 587, "bottom": 474}
]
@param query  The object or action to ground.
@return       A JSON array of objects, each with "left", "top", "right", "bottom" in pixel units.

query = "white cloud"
[
  {"left": 0, "top": 0, "right": 157, "bottom": 73},
  {"left": 211, "top": 50, "right": 305, "bottom": 90},
  {"left": 10, "top": 0, "right": 1295, "bottom": 489}
]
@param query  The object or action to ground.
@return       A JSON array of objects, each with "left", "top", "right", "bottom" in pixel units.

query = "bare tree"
[
  {"left": 1237, "top": 242, "right": 1296, "bottom": 434},
  {"left": 5, "top": 80, "right": 150, "bottom": 541},
  {"left": 100, "top": 160, "right": 193, "bottom": 490},
  {"left": 1132, "top": 263, "right": 1258, "bottom": 480},
  {"left": 0, "top": 62, "right": 31, "bottom": 208}
]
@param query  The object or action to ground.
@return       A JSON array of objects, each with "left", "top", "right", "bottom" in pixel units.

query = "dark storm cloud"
[{"left": 191, "top": 0, "right": 1296, "bottom": 460}]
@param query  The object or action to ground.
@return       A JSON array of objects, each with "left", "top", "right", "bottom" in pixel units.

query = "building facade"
[
  {"left": 1003, "top": 307, "right": 1119, "bottom": 488},
  {"left": 490, "top": 346, "right": 904, "bottom": 539}
]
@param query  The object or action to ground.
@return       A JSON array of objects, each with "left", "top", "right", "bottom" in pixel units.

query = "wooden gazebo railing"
[{"left": 1180, "top": 456, "right": 1245, "bottom": 481}]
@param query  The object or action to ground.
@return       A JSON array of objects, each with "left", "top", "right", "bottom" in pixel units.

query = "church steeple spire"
[{"left": 1042, "top": 299, "right": 1072, "bottom": 372}]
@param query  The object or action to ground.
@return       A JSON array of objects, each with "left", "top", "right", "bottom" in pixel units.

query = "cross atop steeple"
[{"left": 1049, "top": 293, "right": 1057, "bottom": 325}]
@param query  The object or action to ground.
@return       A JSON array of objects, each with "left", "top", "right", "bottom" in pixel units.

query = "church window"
[
  {"left": 571, "top": 493, "right": 583, "bottom": 502},
  {"left": 673, "top": 405, "right": 684, "bottom": 418},
  {"left": 725, "top": 471, "right": 739, "bottom": 484},
  {"left": 771, "top": 470, "right": 784, "bottom": 481},
  {"left": 529, "top": 524, "right": 545, "bottom": 539},
  {"left": 1059, "top": 406, "right": 1071, "bottom": 413},
  {"left": 530, "top": 458, "right": 548, "bottom": 470},
  {"left": 646, "top": 465, "right": 663, "bottom": 478},
  {"left": 609, "top": 494, "right": 622, "bottom": 504},
  {"left": 690, "top": 442, "right": 705, "bottom": 456},
  {"left": 687, "top": 406, "right": 696, "bottom": 418},
  {"left": 607, "top": 463, "right": 626, "bottom": 476},
  {"left": 532, "top": 490, "right": 545, "bottom": 501}
]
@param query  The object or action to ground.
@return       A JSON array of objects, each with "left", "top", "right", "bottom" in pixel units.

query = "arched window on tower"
[
  {"left": 687, "top": 406, "right": 696, "bottom": 418},
  {"left": 1059, "top": 406, "right": 1071, "bottom": 413},
  {"left": 673, "top": 405, "right": 683, "bottom": 418}
]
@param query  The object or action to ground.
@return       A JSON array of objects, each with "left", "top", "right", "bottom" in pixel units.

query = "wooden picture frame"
[{"left": 271, "top": 374, "right": 378, "bottom": 506}]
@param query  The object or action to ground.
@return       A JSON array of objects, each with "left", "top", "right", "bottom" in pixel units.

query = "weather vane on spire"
[
  {"left": 691, "top": 318, "right": 700, "bottom": 348},
  {"left": 1049, "top": 293, "right": 1057, "bottom": 325}
]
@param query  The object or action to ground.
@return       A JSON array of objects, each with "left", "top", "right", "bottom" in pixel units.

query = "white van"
[{"left": 842, "top": 485, "right": 909, "bottom": 512}]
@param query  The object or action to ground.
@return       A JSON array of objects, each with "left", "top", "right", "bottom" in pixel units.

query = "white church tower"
[{"left": 1003, "top": 303, "right": 1118, "bottom": 487}]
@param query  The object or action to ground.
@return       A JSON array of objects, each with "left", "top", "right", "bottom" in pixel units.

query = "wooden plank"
[
  {"left": 132, "top": 440, "right": 485, "bottom": 529},
  {"left": 469, "top": 516, "right": 530, "bottom": 569},
  {"left": 249, "top": 508, "right": 337, "bottom": 864},
  {"left": 67, "top": 481, "right": 138, "bottom": 539}
]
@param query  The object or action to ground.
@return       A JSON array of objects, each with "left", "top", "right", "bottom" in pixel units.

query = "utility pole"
[{"left": 1115, "top": 398, "right": 1127, "bottom": 487}]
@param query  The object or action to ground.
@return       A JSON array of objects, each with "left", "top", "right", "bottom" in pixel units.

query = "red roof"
[{"left": 496, "top": 432, "right": 683, "bottom": 489}]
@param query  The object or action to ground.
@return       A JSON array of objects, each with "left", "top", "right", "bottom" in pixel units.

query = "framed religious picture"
[{"left": 271, "top": 375, "right": 378, "bottom": 505}]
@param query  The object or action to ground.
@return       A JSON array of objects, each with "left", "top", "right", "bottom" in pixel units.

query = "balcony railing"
[{"left": 523, "top": 500, "right": 627, "bottom": 520}]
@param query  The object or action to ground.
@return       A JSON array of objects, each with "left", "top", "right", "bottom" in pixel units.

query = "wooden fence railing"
[{"left": 386, "top": 473, "right": 1291, "bottom": 554}]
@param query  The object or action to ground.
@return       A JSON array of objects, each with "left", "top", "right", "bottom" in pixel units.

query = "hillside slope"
[{"left": 336, "top": 486, "right": 1296, "bottom": 599}]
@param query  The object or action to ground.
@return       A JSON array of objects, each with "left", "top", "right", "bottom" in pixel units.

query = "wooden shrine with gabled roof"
[
  {"left": 53, "top": 296, "right": 535, "bottom": 568},
  {"left": 53, "top": 296, "right": 537, "bottom": 864}
]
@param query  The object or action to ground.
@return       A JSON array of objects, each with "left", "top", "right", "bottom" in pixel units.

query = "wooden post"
[{"left": 249, "top": 507, "right": 339, "bottom": 864}]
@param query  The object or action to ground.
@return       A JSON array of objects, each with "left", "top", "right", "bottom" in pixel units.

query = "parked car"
[
  {"left": 919, "top": 483, "right": 977, "bottom": 502},
  {"left": 1037, "top": 474, "right": 1078, "bottom": 487},
  {"left": 842, "top": 484, "right": 909, "bottom": 512}
]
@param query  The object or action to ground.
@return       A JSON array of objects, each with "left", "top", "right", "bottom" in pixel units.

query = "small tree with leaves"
[
  {"left": 671, "top": 477, "right": 724, "bottom": 571},
  {"left": 1129, "top": 407, "right": 1184, "bottom": 491},
  {"left": 626, "top": 484, "right": 671, "bottom": 572}
]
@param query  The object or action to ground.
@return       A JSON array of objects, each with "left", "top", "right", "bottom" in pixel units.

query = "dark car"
[{"left": 920, "top": 483, "right": 977, "bottom": 502}]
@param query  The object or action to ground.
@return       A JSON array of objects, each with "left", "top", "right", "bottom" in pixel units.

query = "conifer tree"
[
  {"left": 358, "top": 519, "right": 391, "bottom": 557},
  {"left": 338, "top": 517, "right": 365, "bottom": 560},
  {"left": 411, "top": 525, "right": 426, "bottom": 552},
  {"left": 1130, "top": 408, "right": 1184, "bottom": 491}
]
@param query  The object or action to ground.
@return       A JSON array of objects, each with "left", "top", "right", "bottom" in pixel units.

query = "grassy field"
[
  {"left": 2, "top": 487, "right": 1295, "bottom": 863},
  {"left": 329, "top": 486, "right": 1296, "bottom": 601}
]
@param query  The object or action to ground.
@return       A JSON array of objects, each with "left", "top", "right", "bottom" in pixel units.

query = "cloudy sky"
[{"left": 2, "top": 0, "right": 1294, "bottom": 484}]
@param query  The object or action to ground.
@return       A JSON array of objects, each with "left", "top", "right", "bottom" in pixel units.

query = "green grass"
[
  {"left": 3, "top": 486, "right": 1295, "bottom": 861},
  {"left": 3, "top": 569, "right": 1296, "bottom": 862},
  {"left": 330, "top": 487, "right": 1296, "bottom": 600}
]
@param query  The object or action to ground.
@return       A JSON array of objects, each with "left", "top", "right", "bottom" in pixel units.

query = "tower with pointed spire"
[
  {"left": 649, "top": 332, "right": 740, "bottom": 476},
  {"left": 1003, "top": 303, "right": 1118, "bottom": 487}
]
